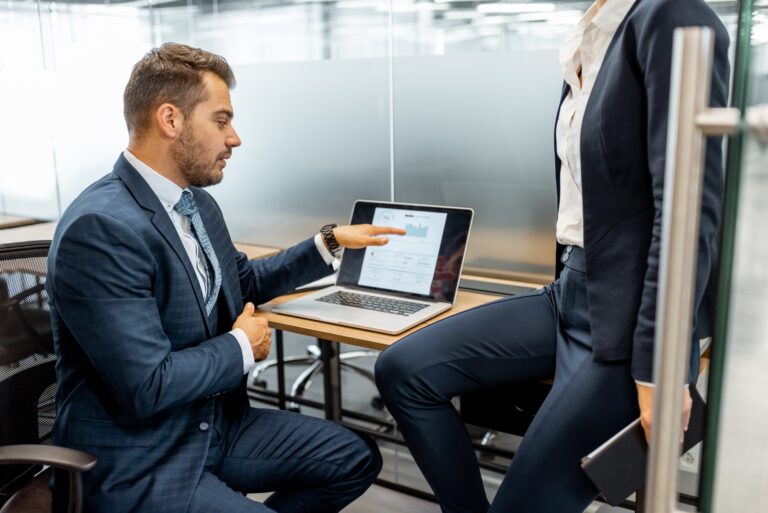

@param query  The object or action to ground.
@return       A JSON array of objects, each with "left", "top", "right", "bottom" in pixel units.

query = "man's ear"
[{"left": 155, "top": 103, "right": 184, "bottom": 139}]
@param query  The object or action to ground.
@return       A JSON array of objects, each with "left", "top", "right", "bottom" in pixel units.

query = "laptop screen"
[{"left": 337, "top": 201, "right": 473, "bottom": 302}]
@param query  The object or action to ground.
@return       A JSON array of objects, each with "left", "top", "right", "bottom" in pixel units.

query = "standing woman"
[{"left": 374, "top": 0, "right": 730, "bottom": 511}]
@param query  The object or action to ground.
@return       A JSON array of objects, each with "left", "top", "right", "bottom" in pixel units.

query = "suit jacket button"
[{"left": 198, "top": 422, "right": 210, "bottom": 432}]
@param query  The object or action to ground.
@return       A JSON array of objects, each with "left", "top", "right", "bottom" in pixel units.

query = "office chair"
[
  {"left": 249, "top": 343, "right": 382, "bottom": 412},
  {"left": 0, "top": 241, "right": 96, "bottom": 513},
  {"left": 460, "top": 380, "right": 552, "bottom": 446}
]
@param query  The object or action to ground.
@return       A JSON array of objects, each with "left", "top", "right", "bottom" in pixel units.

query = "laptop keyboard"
[{"left": 316, "top": 291, "right": 430, "bottom": 316}]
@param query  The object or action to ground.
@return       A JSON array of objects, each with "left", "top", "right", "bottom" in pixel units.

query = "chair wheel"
[{"left": 370, "top": 396, "right": 385, "bottom": 410}]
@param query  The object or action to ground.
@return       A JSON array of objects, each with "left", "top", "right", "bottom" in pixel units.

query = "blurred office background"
[
  {"left": 0, "top": 0, "right": 742, "bottom": 282},
  {"left": 2, "top": 0, "right": 768, "bottom": 511}
]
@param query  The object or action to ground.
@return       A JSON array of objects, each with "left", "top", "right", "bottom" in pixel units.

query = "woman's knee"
[{"left": 374, "top": 339, "right": 420, "bottom": 398}]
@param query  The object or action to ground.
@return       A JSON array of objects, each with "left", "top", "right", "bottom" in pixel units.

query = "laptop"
[{"left": 273, "top": 200, "right": 474, "bottom": 334}]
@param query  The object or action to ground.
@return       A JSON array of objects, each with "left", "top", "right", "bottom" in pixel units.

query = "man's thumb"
[{"left": 244, "top": 302, "right": 255, "bottom": 314}]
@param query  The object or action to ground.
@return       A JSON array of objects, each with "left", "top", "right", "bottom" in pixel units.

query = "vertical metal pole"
[
  {"left": 388, "top": 0, "right": 395, "bottom": 202},
  {"left": 276, "top": 329, "right": 286, "bottom": 410},
  {"left": 319, "top": 339, "right": 342, "bottom": 421},
  {"left": 644, "top": 27, "right": 713, "bottom": 513}
]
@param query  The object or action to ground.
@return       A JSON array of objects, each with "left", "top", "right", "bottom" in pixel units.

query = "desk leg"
[
  {"left": 275, "top": 330, "right": 286, "bottom": 410},
  {"left": 319, "top": 339, "right": 342, "bottom": 422}
]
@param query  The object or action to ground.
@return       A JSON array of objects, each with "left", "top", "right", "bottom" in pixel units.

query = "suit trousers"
[
  {"left": 186, "top": 403, "right": 382, "bottom": 513},
  {"left": 375, "top": 247, "right": 640, "bottom": 513}
]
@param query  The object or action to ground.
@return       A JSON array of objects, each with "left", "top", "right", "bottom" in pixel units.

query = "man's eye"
[{"left": 218, "top": 121, "right": 227, "bottom": 128}]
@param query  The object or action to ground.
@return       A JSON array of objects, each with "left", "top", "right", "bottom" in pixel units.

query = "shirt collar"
[
  {"left": 123, "top": 149, "right": 187, "bottom": 214},
  {"left": 559, "top": 2, "right": 598, "bottom": 89},
  {"left": 591, "top": 0, "right": 636, "bottom": 33},
  {"left": 559, "top": 0, "right": 636, "bottom": 89}
]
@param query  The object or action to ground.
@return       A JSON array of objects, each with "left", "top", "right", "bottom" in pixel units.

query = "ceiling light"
[{"left": 477, "top": 2, "right": 556, "bottom": 14}]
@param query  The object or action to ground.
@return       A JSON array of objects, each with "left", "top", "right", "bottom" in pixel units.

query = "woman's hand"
[{"left": 636, "top": 383, "right": 692, "bottom": 444}]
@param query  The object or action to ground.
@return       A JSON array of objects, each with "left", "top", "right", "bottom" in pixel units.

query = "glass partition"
[
  {"left": 391, "top": 49, "right": 561, "bottom": 282},
  {"left": 0, "top": 2, "right": 60, "bottom": 219},
  {"left": 391, "top": 2, "right": 585, "bottom": 282},
  {"left": 0, "top": 0, "right": 742, "bottom": 278}
]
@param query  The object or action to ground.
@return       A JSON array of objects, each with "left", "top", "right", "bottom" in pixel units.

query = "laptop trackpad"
[{"left": 276, "top": 300, "right": 368, "bottom": 322}]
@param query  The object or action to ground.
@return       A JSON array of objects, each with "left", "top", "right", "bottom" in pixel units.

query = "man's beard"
[{"left": 171, "top": 125, "right": 226, "bottom": 188}]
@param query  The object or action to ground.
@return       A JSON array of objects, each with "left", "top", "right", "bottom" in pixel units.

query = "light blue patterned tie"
[{"left": 174, "top": 190, "right": 221, "bottom": 315}]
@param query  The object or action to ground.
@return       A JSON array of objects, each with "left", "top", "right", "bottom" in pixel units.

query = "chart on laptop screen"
[{"left": 358, "top": 207, "right": 447, "bottom": 296}]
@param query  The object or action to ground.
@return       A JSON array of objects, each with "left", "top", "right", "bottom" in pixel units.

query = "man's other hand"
[
  {"left": 333, "top": 224, "right": 407, "bottom": 249},
  {"left": 233, "top": 302, "right": 271, "bottom": 361},
  {"left": 636, "top": 383, "right": 692, "bottom": 445}
]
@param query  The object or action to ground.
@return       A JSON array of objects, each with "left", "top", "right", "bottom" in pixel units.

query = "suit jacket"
[
  {"left": 552, "top": 0, "right": 730, "bottom": 383},
  {"left": 48, "top": 154, "right": 333, "bottom": 512}
]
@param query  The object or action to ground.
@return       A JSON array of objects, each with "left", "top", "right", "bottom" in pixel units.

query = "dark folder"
[{"left": 580, "top": 387, "right": 706, "bottom": 506}]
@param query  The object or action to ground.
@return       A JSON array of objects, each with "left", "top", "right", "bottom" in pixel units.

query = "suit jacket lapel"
[
  {"left": 112, "top": 155, "right": 211, "bottom": 336},
  {"left": 554, "top": 81, "right": 570, "bottom": 201}
]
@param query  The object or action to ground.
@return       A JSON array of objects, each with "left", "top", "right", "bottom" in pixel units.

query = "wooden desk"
[
  {"left": 0, "top": 222, "right": 57, "bottom": 244},
  {"left": 0, "top": 215, "right": 37, "bottom": 230},
  {"left": 234, "top": 243, "right": 281, "bottom": 260},
  {"left": 256, "top": 289, "right": 501, "bottom": 352}
]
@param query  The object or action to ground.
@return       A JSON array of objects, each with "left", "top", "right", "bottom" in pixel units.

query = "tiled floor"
[
  {"left": 249, "top": 485, "right": 441, "bottom": 513},
  {"left": 251, "top": 484, "right": 637, "bottom": 513}
]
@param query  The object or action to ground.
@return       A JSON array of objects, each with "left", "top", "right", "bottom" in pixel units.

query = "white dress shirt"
[
  {"left": 124, "top": 150, "right": 336, "bottom": 375},
  {"left": 555, "top": 0, "right": 636, "bottom": 247},
  {"left": 555, "top": 3, "right": 680, "bottom": 389}
]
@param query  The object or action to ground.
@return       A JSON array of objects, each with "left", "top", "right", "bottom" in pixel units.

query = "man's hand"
[
  {"left": 332, "top": 224, "right": 407, "bottom": 249},
  {"left": 636, "top": 383, "right": 692, "bottom": 445},
  {"left": 233, "top": 302, "right": 271, "bottom": 361}
]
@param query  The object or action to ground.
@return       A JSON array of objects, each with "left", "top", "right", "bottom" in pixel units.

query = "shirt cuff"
[
  {"left": 634, "top": 380, "right": 689, "bottom": 389},
  {"left": 230, "top": 328, "right": 255, "bottom": 375},
  {"left": 314, "top": 233, "right": 340, "bottom": 270}
]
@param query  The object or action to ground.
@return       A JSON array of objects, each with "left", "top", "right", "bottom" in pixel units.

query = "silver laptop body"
[{"left": 273, "top": 200, "right": 474, "bottom": 334}]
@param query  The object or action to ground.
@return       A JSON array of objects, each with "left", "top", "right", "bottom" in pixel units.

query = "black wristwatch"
[{"left": 320, "top": 223, "right": 340, "bottom": 254}]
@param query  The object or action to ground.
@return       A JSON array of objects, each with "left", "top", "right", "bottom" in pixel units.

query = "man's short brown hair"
[{"left": 123, "top": 43, "right": 235, "bottom": 137}]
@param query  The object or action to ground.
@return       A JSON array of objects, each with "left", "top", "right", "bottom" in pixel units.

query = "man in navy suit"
[{"left": 48, "top": 43, "right": 404, "bottom": 513}]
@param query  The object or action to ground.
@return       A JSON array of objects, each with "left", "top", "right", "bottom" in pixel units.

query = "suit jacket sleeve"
[
  {"left": 235, "top": 237, "right": 334, "bottom": 306},
  {"left": 630, "top": 1, "right": 730, "bottom": 383},
  {"left": 52, "top": 212, "right": 244, "bottom": 419}
]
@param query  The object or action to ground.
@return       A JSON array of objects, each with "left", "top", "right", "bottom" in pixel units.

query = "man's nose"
[{"left": 228, "top": 127, "right": 242, "bottom": 148}]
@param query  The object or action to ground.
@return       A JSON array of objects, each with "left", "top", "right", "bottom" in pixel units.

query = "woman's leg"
[
  {"left": 487, "top": 354, "right": 638, "bottom": 512},
  {"left": 488, "top": 254, "right": 639, "bottom": 512},
  {"left": 375, "top": 287, "right": 559, "bottom": 513}
]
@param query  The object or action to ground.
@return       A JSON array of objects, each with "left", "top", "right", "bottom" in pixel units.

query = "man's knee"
[
  {"left": 340, "top": 431, "right": 382, "bottom": 490},
  {"left": 358, "top": 432, "right": 383, "bottom": 481}
]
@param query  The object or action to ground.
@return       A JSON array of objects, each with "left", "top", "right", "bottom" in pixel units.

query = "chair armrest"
[{"left": 0, "top": 445, "right": 96, "bottom": 473}]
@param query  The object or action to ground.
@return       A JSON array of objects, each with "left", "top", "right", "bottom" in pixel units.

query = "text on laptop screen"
[
  {"left": 338, "top": 201, "right": 473, "bottom": 302},
  {"left": 358, "top": 208, "right": 447, "bottom": 296}
]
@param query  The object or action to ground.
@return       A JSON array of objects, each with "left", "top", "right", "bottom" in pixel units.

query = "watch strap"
[{"left": 320, "top": 223, "right": 340, "bottom": 254}]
